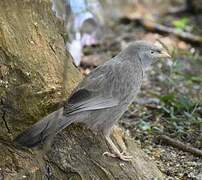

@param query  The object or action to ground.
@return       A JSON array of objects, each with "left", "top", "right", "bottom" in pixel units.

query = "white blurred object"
[
  {"left": 81, "top": 33, "right": 97, "bottom": 46},
  {"left": 52, "top": 0, "right": 104, "bottom": 66},
  {"left": 66, "top": 33, "right": 83, "bottom": 67}
]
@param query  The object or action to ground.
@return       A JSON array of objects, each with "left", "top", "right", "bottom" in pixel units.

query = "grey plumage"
[{"left": 15, "top": 41, "right": 170, "bottom": 157}]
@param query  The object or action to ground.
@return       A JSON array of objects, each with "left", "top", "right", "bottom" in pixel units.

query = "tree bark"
[
  {"left": 0, "top": 0, "right": 164, "bottom": 179},
  {"left": 1, "top": 124, "right": 164, "bottom": 180},
  {"left": 0, "top": 0, "right": 81, "bottom": 140}
]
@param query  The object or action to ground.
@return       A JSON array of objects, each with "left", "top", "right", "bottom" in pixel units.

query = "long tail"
[{"left": 14, "top": 108, "right": 74, "bottom": 148}]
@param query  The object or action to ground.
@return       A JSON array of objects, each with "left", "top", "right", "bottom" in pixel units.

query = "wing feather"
[{"left": 63, "top": 63, "right": 119, "bottom": 115}]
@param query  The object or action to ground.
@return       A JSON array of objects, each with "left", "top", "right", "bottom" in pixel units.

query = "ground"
[{"left": 80, "top": 1, "right": 202, "bottom": 179}]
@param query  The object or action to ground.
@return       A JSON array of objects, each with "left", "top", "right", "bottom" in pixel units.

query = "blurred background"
[{"left": 52, "top": 0, "right": 202, "bottom": 179}]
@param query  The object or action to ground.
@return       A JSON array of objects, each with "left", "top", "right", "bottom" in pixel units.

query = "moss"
[{"left": 0, "top": 0, "right": 82, "bottom": 140}]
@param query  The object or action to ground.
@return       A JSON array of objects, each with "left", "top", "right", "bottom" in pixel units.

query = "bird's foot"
[{"left": 103, "top": 151, "right": 133, "bottom": 161}]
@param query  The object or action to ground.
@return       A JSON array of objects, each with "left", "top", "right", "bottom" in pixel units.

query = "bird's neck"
[
  {"left": 136, "top": 53, "right": 145, "bottom": 77},
  {"left": 116, "top": 51, "right": 145, "bottom": 78}
]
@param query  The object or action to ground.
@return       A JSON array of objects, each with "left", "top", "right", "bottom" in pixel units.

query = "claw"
[
  {"left": 103, "top": 151, "right": 133, "bottom": 161},
  {"left": 103, "top": 151, "right": 116, "bottom": 158},
  {"left": 103, "top": 134, "right": 133, "bottom": 161}
]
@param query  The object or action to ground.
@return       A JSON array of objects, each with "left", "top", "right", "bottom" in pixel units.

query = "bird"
[{"left": 14, "top": 40, "right": 170, "bottom": 161}]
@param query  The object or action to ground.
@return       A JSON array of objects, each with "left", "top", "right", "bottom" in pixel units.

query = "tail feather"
[{"left": 14, "top": 108, "right": 73, "bottom": 147}]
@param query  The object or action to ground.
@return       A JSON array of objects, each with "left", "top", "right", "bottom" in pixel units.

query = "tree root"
[
  {"left": 122, "top": 17, "right": 202, "bottom": 44},
  {"left": 157, "top": 135, "right": 202, "bottom": 157}
]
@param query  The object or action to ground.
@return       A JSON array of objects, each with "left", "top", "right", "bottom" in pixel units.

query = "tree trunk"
[
  {"left": 0, "top": 0, "right": 81, "bottom": 140},
  {"left": 0, "top": 0, "right": 164, "bottom": 179}
]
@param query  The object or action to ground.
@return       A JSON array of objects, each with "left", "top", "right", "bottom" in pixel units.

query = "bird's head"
[{"left": 124, "top": 40, "right": 171, "bottom": 70}]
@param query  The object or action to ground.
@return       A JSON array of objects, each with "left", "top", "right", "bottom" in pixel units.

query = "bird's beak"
[{"left": 159, "top": 50, "right": 171, "bottom": 58}]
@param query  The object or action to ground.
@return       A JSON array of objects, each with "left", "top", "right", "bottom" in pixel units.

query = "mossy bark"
[
  {"left": 0, "top": 0, "right": 164, "bottom": 179},
  {"left": 0, "top": 0, "right": 81, "bottom": 140}
]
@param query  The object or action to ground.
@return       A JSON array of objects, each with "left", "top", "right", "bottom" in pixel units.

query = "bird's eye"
[{"left": 151, "top": 51, "right": 154, "bottom": 54}]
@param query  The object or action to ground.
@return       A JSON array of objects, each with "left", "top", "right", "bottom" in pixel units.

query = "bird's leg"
[
  {"left": 111, "top": 126, "right": 129, "bottom": 155},
  {"left": 103, "top": 134, "right": 132, "bottom": 161}
]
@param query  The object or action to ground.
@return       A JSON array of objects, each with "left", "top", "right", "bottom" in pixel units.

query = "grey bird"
[{"left": 14, "top": 40, "right": 170, "bottom": 161}]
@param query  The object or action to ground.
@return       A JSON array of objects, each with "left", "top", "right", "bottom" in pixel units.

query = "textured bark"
[
  {"left": 0, "top": 124, "right": 164, "bottom": 180},
  {"left": 0, "top": 0, "right": 164, "bottom": 179},
  {"left": 0, "top": 0, "right": 81, "bottom": 140}
]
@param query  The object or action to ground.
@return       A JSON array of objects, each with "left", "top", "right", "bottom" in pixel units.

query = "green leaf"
[
  {"left": 190, "top": 76, "right": 202, "bottom": 83},
  {"left": 160, "top": 93, "right": 176, "bottom": 104},
  {"left": 172, "top": 17, "right": 188, "bottom": 30}
]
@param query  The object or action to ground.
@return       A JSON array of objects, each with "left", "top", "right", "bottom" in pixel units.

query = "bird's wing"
[{"left": 63, "top": 62, "right": 120, "bottom": 115}]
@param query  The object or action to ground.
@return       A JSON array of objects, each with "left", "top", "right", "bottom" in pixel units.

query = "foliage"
[
  {"left": 172, "top": 17, "right": 189, "bottom": 30},
  {"left": 134, "top": 48, "right": 202, "bottom": 147}
]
